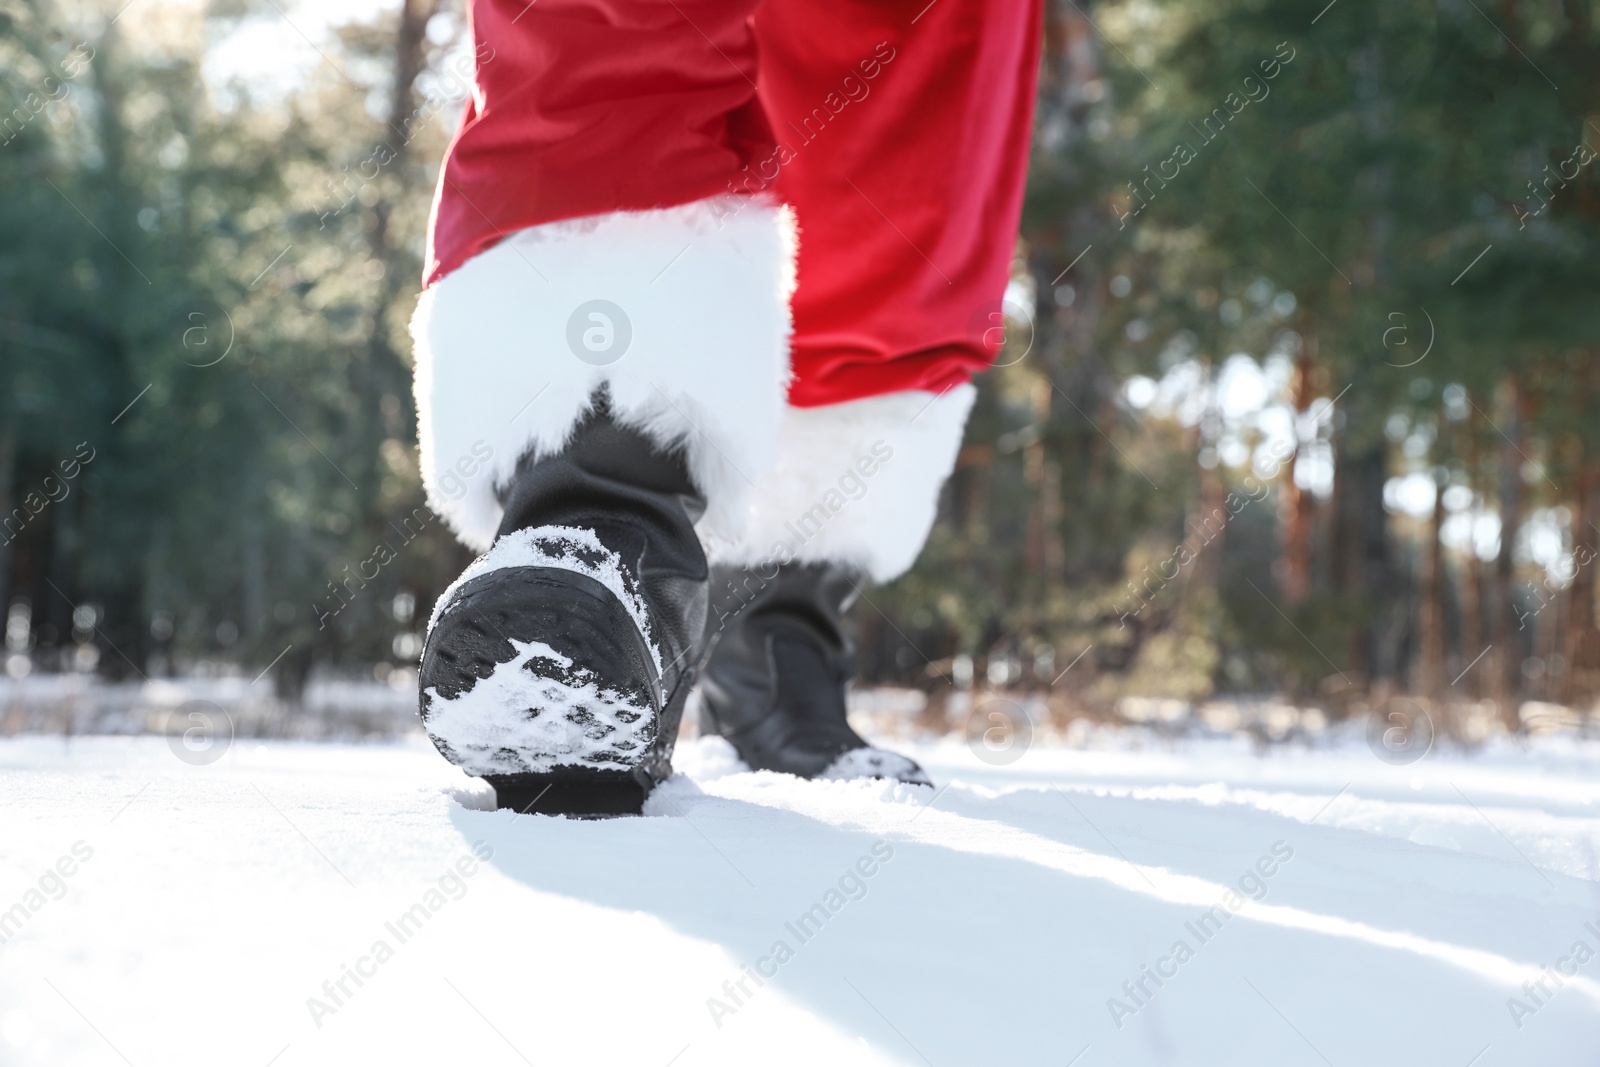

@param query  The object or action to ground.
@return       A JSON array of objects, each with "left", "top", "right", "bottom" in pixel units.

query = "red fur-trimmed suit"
[{"left": 413, "top": 0, "right": 1041, "bottom": 578}]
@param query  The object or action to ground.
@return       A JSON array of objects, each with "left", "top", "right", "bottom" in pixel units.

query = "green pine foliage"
[{"left": 3, "top": 0, "right": 1596, "bottom": 718}]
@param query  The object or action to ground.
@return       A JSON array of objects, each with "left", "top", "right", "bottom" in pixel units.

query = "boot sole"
[
  {"left": 486, "top": 768, "right": 649, "bottom": 817},
  {"left": 485, "top": 680, "right": 691, "bottom": 816},
  {"left": 422, "top": 566, "right": 673, "bottom": 816}
]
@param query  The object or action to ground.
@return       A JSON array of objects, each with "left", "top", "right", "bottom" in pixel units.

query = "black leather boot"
[
  {"left": 419, "top": 396, "right": 707, "bottom": 816},
  {"left": 699, "top": 562, "right": 929, "bottom": 784}
]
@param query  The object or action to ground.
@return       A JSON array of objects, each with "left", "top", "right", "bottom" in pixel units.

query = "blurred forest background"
[{"left": 3, "top": 0, "right": 1598, "bottom": 737}]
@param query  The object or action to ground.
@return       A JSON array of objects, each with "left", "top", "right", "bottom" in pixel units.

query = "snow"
[
  {"left": 820, "top": 745, "right": 930, "bottom": 785},
  {"left": 422, "top": 638, "right": 655, "bottom": 776},
  {"left": 1, "top": 729, "right": 1596, "bottom": 1066}
]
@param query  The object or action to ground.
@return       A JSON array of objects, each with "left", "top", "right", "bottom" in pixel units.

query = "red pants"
[{"left": 425, "top": 0, "right": 1041, "bottom": 406}]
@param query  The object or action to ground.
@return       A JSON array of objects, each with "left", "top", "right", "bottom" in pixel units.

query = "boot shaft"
[{"left": 496, "top": 396, "right": 709, "bottom": 684}]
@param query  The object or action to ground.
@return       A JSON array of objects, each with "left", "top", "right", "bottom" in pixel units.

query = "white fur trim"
[
  {"left": 412, "top": 197, "right": 796, "bottom": 551},
  {"left": 715, "top": 385, "right": 976, "bottom": 583}
]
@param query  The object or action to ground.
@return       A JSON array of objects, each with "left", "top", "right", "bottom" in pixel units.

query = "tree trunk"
[
  {"left": 1330, "top": 391, "right": 1394, "bottom": 694},
  {"left": 352, "top": 0, "right": 446, "bottom": 570},
  {"left": 1535, "top": 579, "right": 1562, "bottom": 703},
  {"left": 0, "top": 423, "right": 14, "bottom": 628},
  {"left": 1458, "top": 530, "right": 1484, "bottom": 698},
  {"left": 86, "top": 23, "right": 147, "bottom": 673},
  {"left": 1456, "top": 415, "right": 1485, "bottom": 697},
  {"left": 1561, "top": 465, "right": 1599, "bottom": 705},
  {"left": 1491, "top": 378, "right": 1525, "bottom": 729},
  {"left": 1278, "top": 347, "right": 1318, "bottom": 604},
  {"left": 45, "top": 478, "right": 79, "bottom": 656},
  {"left": 367, "top": 0, "right": 442, "bottom": 328},
  {"left": 1023, "top": 376, "right": 1051, "bottom": 592},
  {"left": 1416, "top": 470, "right": 1446, "bottom": 696},
  {"left": 1188, "top": 460, "right": 1229, "bottom": 593}
]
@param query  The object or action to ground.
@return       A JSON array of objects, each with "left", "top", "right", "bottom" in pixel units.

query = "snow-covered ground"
[{"left": 1, "top": 728, "right": 1596, "bottom": 1066}]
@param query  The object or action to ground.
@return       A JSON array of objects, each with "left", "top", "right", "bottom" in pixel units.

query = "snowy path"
[{"left": 1, "top": 732, "right": 1596, "bottom": 1066}]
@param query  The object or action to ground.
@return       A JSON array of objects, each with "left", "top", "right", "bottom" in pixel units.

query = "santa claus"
[{"left": 412, "top": 0, "right": 1041, "bottom": 814}]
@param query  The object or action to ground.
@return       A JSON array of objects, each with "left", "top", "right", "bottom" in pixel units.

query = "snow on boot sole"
[{"left": 420, "top": 528, "right": 673, "bottom": 816}]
